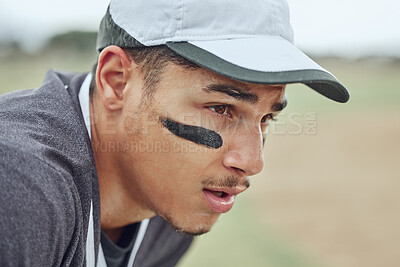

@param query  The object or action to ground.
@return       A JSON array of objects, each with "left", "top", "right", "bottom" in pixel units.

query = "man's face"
[{"left": 114, "top": 63, "right": 286, "bottom": 235}]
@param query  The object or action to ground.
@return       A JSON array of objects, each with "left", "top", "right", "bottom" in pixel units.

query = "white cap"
[{"left": 97, "top": 0, "right": 349, "bottom": 103}]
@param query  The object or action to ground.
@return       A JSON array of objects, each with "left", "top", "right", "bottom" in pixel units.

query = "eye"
[
  {"left": 208, "top": 105, "right": 232, "bottom": 117},
  {"left": 261, "top": 114, "right": 276, "bottom": 124}
]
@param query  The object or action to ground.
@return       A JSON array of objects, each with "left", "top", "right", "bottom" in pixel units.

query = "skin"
[{"left": 90, "top": 46, "right": 286, "bottom": 242}]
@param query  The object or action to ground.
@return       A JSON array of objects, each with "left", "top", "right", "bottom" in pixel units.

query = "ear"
[{"left": 96, "top": 46, "right": 132, "bottom": 111}]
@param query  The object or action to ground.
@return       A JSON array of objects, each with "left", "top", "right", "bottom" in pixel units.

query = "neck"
[{"left": 89, "top": 91, "right": 155, "bottom": 233}]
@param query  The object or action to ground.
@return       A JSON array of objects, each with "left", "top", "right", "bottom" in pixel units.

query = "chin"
[
  {"left": 160, "top": 211, "right": 220, "bottom": 236},
  {"left": 174, "top": 226, "right": 211, "bottom": 236}
]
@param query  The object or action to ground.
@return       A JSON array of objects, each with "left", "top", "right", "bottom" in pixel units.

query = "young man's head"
[
  {"left": 91, "top": 0, "right": 349, "bottom": 236},
  {"left": 91, "top": 44, "right": 287, "bottom": 235}
]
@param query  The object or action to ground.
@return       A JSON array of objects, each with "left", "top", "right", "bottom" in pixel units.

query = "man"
[{"left": 0, "top": 0, "right": 349, "bottom": 266}]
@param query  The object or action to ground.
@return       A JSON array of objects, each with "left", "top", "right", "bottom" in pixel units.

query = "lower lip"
[{"left": 203, "top": 189, "right": 235, "bottom": 213}]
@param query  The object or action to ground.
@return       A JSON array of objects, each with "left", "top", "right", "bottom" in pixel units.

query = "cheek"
[
  {"left": 121, "top": 124, "right": 213, "bottom": 190},
  {"left": 132, "top": 148, "right": 208, "bottom": 215},
  {"left": 119, "top": 112, "right": 224, "bottom": 198}
]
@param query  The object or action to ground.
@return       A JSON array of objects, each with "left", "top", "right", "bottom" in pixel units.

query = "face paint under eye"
[{"left": 160, "top": 117, "right": 223, "bottom": 149}]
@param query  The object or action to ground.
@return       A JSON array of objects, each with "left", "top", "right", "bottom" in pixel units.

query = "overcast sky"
[{"left": 0, "top": 0, "right": 399, "bottom": 57}]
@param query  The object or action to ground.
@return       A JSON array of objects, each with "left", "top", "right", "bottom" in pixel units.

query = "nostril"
[{"left": 231, "top": 166, "right": 245, "bottom": 175}]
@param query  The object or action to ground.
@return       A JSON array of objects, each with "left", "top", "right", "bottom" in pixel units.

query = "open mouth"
[
  {"left": 202, "top": 189, "right": 235, "bottom": 213},
  {"left": 207, "top": 190, "right": 228, "bottom": 198}
]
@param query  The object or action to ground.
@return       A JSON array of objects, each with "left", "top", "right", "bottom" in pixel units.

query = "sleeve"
[{"left": 0, "top": 145, "right": 77, "bottom": 267}]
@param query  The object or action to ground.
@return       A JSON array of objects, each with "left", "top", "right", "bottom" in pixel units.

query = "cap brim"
[{"left": 166, "top": 36, "right": 349, "bottom": 103}]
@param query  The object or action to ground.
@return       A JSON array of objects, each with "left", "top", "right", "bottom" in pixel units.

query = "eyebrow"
[
  {"left": 271, "top": 98, "right": 288, "bottom": 112},
  {"left": 203, "top": 84, "right": 259, "bottom": 104}
]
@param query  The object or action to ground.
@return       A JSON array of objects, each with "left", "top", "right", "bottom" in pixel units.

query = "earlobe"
[{"left": 96, "top": 46, "right": 132, "bottom": 111}]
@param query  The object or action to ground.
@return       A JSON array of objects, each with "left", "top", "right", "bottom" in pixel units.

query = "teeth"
[{"left": 212, "top": 191, "right": 224, "bottom": 197}]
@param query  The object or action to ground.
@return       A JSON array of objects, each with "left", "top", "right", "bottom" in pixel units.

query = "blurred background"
[{"left": 1, "top": 0, "right": 399, "bottom": 266}]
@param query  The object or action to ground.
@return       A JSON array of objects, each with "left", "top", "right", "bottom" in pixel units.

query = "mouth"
[{"left": 202, "top": 187, "right": 246, "bottom": 213}]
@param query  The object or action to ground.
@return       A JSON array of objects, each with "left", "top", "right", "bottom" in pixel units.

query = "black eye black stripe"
[{"left": 161, "top": 117, "right": 223, "bottom": 149}]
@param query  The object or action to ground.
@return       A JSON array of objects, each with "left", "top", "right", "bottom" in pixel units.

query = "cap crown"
[{"left": 109, "top": 0, "right": 294, "bottom": 45}]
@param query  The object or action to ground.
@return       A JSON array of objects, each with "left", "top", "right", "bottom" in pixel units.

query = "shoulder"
[
  {"left": 0, "top": 70, "right": 78, "bottom": 138},
  {"left": 0, "top": 69, "right": 93, "bottom": 179},
  {"left": 0, "top": 141, "right": 79, "bottom": 219},
  {"left": 0, "top": 70, "right": 82, "bottom": 111},
  {"left": 0, "top": 141, "right": 81, "bottom": 266},
  {"left": 0, "top": 140, "right": 79, "bottom": 203}
]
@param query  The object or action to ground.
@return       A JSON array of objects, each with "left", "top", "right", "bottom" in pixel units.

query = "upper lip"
[{"left": 203, "top": 186, "right": 247, "bottom": 196}]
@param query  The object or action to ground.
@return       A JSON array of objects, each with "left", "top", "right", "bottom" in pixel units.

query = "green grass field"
[{"left": 1, "top": 50, "right": 399, "bottom": 267}]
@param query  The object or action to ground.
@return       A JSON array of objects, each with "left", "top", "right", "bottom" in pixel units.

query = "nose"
[{"left": 222, "top": 129, "right": 265, "bottom": 176}]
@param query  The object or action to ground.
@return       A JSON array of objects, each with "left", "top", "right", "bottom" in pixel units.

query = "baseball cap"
[{"left": 97, "top": 0, "right": 349, "bottom": 103}]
